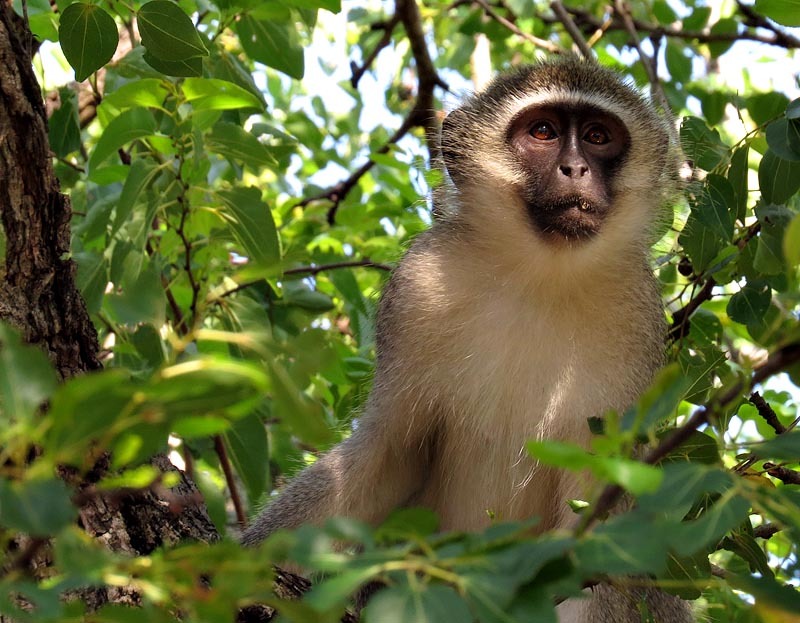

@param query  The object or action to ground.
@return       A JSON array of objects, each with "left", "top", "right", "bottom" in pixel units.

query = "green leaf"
[
  {"left": 624, "top": 363, "right": 691, "bottom": 431},
  {"left": 727, "top": 145, "right": 749, "bottom": 222},
  {"left": 665, "top": 40, "right": 691, "bottom": 83},
  {"left": 88, "top": 107, "right": 157, "bottom": 170},
  {"left": 142, "top": 51, "right": 203, "bottom": 78},
  {"left": 218, "top": 186, "right": 281, "bottom": 272},
  {"left": 683, "top": 6, "right": 711, "bottom": 29},
  {"left": 694, "top": 174, "right": 736, "bottom": 241},
  {"left": 266, "top": 359, "right": 333, "bottom": 445},
  {"left": 363, "top": 585, "right": 473, "bottom": 623},
  {"left": 224, "top": 412, "right": 269, "bottom": 505},
  {"left": 754, "top": 0, "right": 800, "bottom": 26},
  {"left": 282, "top": 281, "right": 335, "bottom": 312},
  {"left": 787, "top": 97, "right": 800, "bottom": 119},
  {"left": 74, "top": 251, "right": 108, "bottom": 313},
  {"left": 680, "top": 117, "right": 727, "bottom": 171},
  {"left": 112, "top": 159, "right": 161, "bottom": 236},
  {"left": 376, "top": 508, "right": 439, "bottom": 540},
  {"left": 678, "top": 215, "right": 723, "bottom": 273},
  {"left": 0, "top": 478, "right": 76, "bottom": 536},
  {"left": 527, "top": 441, "right": 662, "bottom": 495},
  {"left": 207, "top": 122, "right": 278, "bottom": 170},
  {"left": 281, "top": 0, "right": 341, "bottom": 11},
  {"left": 660, "top": 430, "right": 720, "bottom": 465},
  {"left": 575, "top": 513, "right": 672, "bottom": 575},
  {"left": 182, "top": 78, "right": 264, "bottom": 112},
  {"left": 750, "top": 431, "right": 800, "bottom": 460},
  {"left": 147, "top": 358, "right": 269, "bottom": 420},
  {"left": 784, "top": 213, "right": 800, "bottom": 266},
  {"left": 758, "top": 150, "right": 800, "bottom": 204},
  {"left": 235, "top": 15, "right": 304, "bottom": 79},
  {"left": 49, "top": 88, "right": 81, "bottom": 157},
  {"left": 102, "top": 79, "right": 170, "bottom": 113},
  {"left": 137, "top": 0, "right": 208, "bottom": 60},
  {"left": 0, "top": 324, "right": 57, "bottom": 421},
  {"left": 727, "top": 282, "right": 771, "bottom": 326},
  {"left": 45, "top": 370, "right": 134, "bottom": 460},
  {"left": 58, "top": 3, "right": 118, "bottom": 81},
  {"left": 765, "top": 117, "right": 800, "bottom": 161},
  {"left": 707, "top": 18, "right": 737, "bottom": 57},
  {"left": 746, "top": 92, "right": 790, "bottom": 126},
  {"left": 107, "top": 260, "right": 166, "bottom": 326}
]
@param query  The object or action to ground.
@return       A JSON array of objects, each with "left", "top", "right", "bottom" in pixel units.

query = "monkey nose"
[{"left": 559, "top": 163, "right": 589, "bottom": 178}]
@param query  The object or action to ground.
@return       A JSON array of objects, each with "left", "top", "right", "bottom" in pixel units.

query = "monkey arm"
[{"left": 240, "top": 403, "right": 433, "bottom": 547}]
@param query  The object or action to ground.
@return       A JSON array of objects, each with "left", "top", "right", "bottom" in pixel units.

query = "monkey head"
[{"left": 441, "top": 56, "right": 679, "bottom": 265}]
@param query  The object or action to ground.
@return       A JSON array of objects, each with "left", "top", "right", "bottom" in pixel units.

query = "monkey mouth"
[{"left": 527, "top": 196, "right": 605, "bottom": 240}]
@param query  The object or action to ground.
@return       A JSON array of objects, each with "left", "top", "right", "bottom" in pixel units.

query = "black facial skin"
[{"left": 507, "top": 104, "right": 630, "bottom": 241}]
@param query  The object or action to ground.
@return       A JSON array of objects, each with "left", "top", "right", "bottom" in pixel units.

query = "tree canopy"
[{"left": 0, "top": 0, "right": 799, "bottom": 621}]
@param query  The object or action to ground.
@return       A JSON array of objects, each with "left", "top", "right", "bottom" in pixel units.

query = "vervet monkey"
[{"left": 244, "top": 56, "right": 691, "bottom": 622}]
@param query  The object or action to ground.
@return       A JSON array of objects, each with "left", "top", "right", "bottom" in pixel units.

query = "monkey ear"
[{"left": 441, "top": 109, "right": 467, "bottom": 187}]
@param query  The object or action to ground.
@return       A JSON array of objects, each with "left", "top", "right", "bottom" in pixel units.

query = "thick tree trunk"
[{"left": 0, "top": 3, "right": 100, "bottom": 378}]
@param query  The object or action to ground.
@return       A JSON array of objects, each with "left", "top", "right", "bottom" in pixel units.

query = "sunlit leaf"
[{"left": 58, "top": 2, "right": 118, "bottom": 81}]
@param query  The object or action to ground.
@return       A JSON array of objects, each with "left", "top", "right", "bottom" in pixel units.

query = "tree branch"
[
  {"left": 668, "top": 277, "right": 717, "bottom": 342},
  {"left": 613, "top": 0, "right": 670, "bottom": 114},
  {"left": 474, "top": 0, "right": 562, "bottom": 53},
  {"left": 750, "top": 391, "right": 786, "bottom": 434},
  {"left": 298, "top": 0, "right": 448, "bottom": 225},
  {"left": 350, "top": 15, "right": 402, "bottom": 89},
  {"left": 550, "top": 0, "right": 592, "bottom": 58}
]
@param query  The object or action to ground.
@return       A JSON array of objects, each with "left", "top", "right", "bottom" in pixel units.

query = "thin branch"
[
  {"left": 753, "top": 523, "right": 780, "bottom": 540},
  {"left": 735, "top": 0, "right": 800, "bottom": 48},
  {"left": 351, "top": 15, "right": 402, "bottom": 89},
  {"left": 532, "top": 4, "right": 800, "bottom": 49},
  {"left": 474, "top": 0, "right": 562, "bottom": 53},
  {"left": 550, "top": 0, "right": 593, "bottom": 58},
  {"left": 614, "top": 0, "right": 670, "bottom": 113},
  {"left": 284, "top": 259, "right": 392, "bottom": 276},
  {"left": 750, "top": 391, "right": 786, "bottom": 434},
  {"left": 214, "top": 435, "right": 247, "bottom": 528},
  {"left": 579, "top": 339, "right": 800, "bottom": 533},
  {"left": 668, "top": 277, "right": 717, "bottom": 341},
  {"left": 763, "top": 462, "right": 800, "bottom": 486},
  {"left": 209, "top": 259, "right": 391, "bottom": 303},
  {"left": 298, "top": 1, "right": 448, "bottom": 225}
]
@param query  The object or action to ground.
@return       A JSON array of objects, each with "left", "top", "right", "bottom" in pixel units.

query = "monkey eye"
[
  {"left": 584, "top": 126, "right": 610, "bottom": 145},
  {"left": 529, "top": 121, "right": 558, "bottom": 141}
]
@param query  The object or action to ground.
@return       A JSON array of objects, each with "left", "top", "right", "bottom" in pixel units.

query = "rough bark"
[{"left": 0, "top": 3, "right": 101, "bottom": 378}]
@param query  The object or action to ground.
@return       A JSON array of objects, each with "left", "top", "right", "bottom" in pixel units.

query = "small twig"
[
  {"left": 475, "top": 0, "right": 562, "bottom": 53},
  {"left": 763, "top": 462, "right": 800, "bottom": 486},
  {"left": 614, "top": 0, "right": 670, "bottom": 113},
  {"left": 753, "top": 523, "right": 780, "bottom": 540},
  {"left": 300, "top": 0, "right": 449, "bottom": 224},
  {"left": 214, "top": 435, "right": 247, "bottom": 528},
  {"left": 550, "top": 0, "right": 593, "bottom": 58},
  {"left": 528, "top": 4, "right": 800, "bottom": 49},
  {"left": 668, "top": 277, "right": 717, "bottom": 341},
  {"left": 750, "top": 391, "right": 786, "bottom": 434},
  {"left": 284, "top": 259, "right": 393, "bottom": 276},
  {"left": 736, "top": 0, "right": 800, "bottom": 48},
  {"left": 351, "top": 15, "right": 402, "bottom": 89}
]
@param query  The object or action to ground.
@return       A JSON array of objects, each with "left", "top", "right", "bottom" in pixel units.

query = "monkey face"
[{"left": 506, "top": 104, "right": 630, "bottom": 241}]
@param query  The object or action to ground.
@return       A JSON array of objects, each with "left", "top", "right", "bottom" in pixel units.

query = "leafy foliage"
[{"left": 1, "top": 0, "right": 799, "bottom": 621}]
